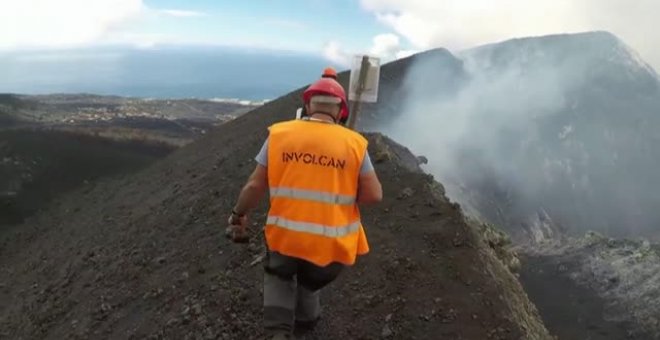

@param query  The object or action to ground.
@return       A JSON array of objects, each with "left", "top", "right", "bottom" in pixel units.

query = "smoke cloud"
[
  {"left": 360, "top": 0, "right": 660, "bottom": 71},
  {"left": 377, "top": 32, "right": 660, "bottom": 240}
]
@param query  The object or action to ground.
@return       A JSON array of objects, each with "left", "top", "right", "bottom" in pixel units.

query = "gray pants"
[{"left": 263, "top": 251, "right": 344, "bottom": 336}]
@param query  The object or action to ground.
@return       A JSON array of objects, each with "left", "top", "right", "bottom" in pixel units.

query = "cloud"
[
  {"left": 0, "top": 0, "right": 208, "bottom": 50},
  {"left": 362, "top": 0, "right": 577, "bottom": 49},
  {"left": 369, "top": 34, "right": 421, "bottom": 61},
  {"left": 359, "top": 0, "right": 660, "bottom": 69},
  {"left": 159, "top": 9, "right": 207, "bottom": 18},
  {"left": 0, "top": 0, "right": 145, "bottom": 49},
  {"left": 369, "top": 33, "right": 400, "bottom": 59},
  {"left": 323, "top": 41, "right": 352, "bottom": 67},
  {"left": 323, "top": 33, "right": 419, "bottom": 66}
]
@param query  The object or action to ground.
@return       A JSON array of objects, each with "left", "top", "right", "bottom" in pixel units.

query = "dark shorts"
[{"left": 264, "top": 251, "right": 345, "bottom": 291}]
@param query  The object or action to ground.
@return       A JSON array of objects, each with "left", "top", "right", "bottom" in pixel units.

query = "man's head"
[
  {"left": 308, "top": 94, "right": 342, "bottom": 119},
  {"left": 302, "top": 78, "right": 348, "bottom": 123}
]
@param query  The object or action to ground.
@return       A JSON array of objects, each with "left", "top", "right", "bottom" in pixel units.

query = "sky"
[{"left": 1, "top": 0, "right": 659, "bottom": 69}]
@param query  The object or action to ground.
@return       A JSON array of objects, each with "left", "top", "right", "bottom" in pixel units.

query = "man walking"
[{"left": 227, "top": 76, "right": 382, "bottom": 339}]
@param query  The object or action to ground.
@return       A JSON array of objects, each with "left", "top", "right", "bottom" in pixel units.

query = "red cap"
[{"left": 322, "top": 67, "right": 337, "bottom": 79}]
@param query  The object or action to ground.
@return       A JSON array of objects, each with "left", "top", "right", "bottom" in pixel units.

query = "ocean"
[{"left": 0, "top": 47, "right": 337, "bottom": 101}]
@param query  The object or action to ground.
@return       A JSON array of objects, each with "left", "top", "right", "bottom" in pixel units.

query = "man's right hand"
[
  {"left": 226, "top": 214, "right": 249, "bottom": 243},
  {"left": 225, "top": 225, "right": 249, "bottom": 243}
]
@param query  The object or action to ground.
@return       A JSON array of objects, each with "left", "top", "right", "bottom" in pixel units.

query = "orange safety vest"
[{"left": 265, "top": 119, "right": 370, "bottom": 267}]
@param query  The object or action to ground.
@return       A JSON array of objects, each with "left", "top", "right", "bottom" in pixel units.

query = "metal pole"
[{"left": 347, "top": 56, "right": 370, "bottom": 130}]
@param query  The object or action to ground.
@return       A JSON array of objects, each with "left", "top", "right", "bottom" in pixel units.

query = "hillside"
[
  {"left": 0, "top": 94, "right": 34, "bottom": 127},
  {"left": 520, "top": 234, "right": 660, "bottom": 339},
  {"left": 0, "top": 93, "right": 255, "bottom": 230},
  {"left": 0, "top": 129, "right": 174, "bottom": 229},
  {"left": 0, "top": 75, "right": 551, "bottom": 338}
]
